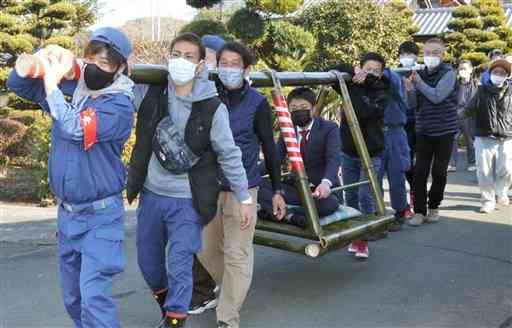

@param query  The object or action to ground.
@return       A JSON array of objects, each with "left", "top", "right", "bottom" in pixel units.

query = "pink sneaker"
[
  {"left": 355, "top": 241, "right": 369, "bottom": 259},
  {"left": 402, "top": 207, "right": 415, "bottom": 219}
]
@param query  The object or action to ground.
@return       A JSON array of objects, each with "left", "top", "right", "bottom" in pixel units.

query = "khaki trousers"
[{"left": 198, "top": 188, "right": 258, "bottom": 328}]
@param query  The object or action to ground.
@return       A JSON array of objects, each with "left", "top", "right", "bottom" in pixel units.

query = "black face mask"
[
  {"left": 84, "top": 63, "right": 116, "bottom": 90},
  {"left": 364, "top": 73, "right": 380, "bottom": 87},
  {"left": 291, "top": 109, "right": 312, "bottom": 127}
]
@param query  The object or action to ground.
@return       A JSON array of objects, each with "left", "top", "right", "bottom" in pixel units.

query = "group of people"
[{"left": 6, "top": 24, "right": 512, "bottom": 328}]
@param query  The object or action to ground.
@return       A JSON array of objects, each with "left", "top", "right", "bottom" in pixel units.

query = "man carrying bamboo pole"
[
  {"left": 127, "top": 33, "right": 252, "bottom": 328},
  {"left": 330, "top": 52, "right": 391, "bottom": 258},
  {"left": 197, "top": 41, "right": 286, "bottom": 328}
]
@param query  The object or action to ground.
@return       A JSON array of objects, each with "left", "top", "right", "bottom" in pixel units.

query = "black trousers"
[
  {"left": 191, "top": 255, "right": 216, "bottom": 305},
  {"left": 258, "top": 178, "right": 340, "bottom": 219},
  {"left": 405, "top": 121, "right": 416, "bottom": 192},
  {"left": 413, "top": 133, "right": 455, "bottom": 215}
]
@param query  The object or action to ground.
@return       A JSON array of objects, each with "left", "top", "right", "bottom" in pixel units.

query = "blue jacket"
[
  {"left": 277, "top": 117, "right": 341, "bottom": 187},
  {"left": 7, "top": 70, "right": 135, "bottom": 204},
  {"left": 218, "top": 81, "right": 267, "bottom": 190},
  {"left": 383, "top": 69, "right": 408, "bottom": 127}
]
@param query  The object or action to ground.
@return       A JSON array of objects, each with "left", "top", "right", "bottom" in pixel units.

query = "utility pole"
[
  {"left": 157, "top": 0, "right": 161, "bottom": 41},
  {"left": 150, "top": 0, "right": 155, "bottom": 41}
]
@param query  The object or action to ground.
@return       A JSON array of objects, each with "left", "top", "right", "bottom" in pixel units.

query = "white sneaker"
[
  {"left": 188, "top": 297, "right": 218, "bottom": 315},
  {"left": 425, "top": 209, "right": 440, "bottom": 223},
  {"left": 480, "top": 203, "right": 495, "bottom": 214},
  {"left": 467, "top": 165, "right": 477, "bottom": 172},
  {"left": 408, "top": 213, "right": 425, "bottom": 226},
  {"left": 348, "top": 242, "right": 357, "bottom": 253},
  {"left": 447, "top": 165, "right": 457, "bottom": 172},
  {"left": 498, "top": 197, "right": 510, "bottom": 206}
]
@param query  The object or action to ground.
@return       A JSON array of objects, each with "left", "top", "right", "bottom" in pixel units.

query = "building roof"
[{"left": 413, "top": 5, "right": 512, "bottom": 36}]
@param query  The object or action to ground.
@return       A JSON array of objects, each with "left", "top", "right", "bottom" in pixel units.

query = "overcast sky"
[{"left": 92, "top": 0, "right": 197, "bottom": 29}]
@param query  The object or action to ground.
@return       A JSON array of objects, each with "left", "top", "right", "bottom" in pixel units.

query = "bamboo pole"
[
  {"left": 319, "top": 215, "right": 394, "bottom": 249},
  {"left": 130, "top": 64, "right": 421, "bottom": 86},
  {"left": 256, "top": 219, "right": 317, "bottom": 240}
]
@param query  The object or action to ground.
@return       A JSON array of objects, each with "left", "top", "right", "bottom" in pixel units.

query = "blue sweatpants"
[
  {"left": 342, "top": 152, "right": 382, "bottom": 215},
  {"left": 136, "top": 190, "right": 202, "bottom": 315},
  {"left": 378, "top": 127, "right": 411, "bottom": 213},
  {"left": 58, "top": 195, "right": 125, "bottom": 328}
]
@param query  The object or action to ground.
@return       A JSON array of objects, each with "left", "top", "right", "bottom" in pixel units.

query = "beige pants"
[{"left": 197, "top": 188, "right": 258, "bottom": 328}]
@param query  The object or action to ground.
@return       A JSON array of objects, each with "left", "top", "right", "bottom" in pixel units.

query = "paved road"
[{"left": 1, "top": 170, "right": 511, "bottom": 328}]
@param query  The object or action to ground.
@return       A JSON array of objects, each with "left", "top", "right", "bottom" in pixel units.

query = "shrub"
[
  {"left": 227, "top": 8, "right": 265, "bottom": 44},
  {"left": 482, "top": 15, "right": 504, "bottom": 29},
  {"left": 186, "top": 0, "right": 222, "bottom": 9},
  {"left": 0, "top": 118, "right": 27, "bottom": 156},
  {"left": 461, "top": 52, "right": 489, "bottom": 66},
  {"left": 180, "top": 19, "right": 228, "bottom": 38},
  {"left": 452, "top": 5, "right": 479, "bottom": 19},
  {"left": 247, "top": 0, "right": 303, "bottom": 15},
  {"left": 23, "top": 116, "right": 51, "bottom": 200},
  {"left": 464, "top": 18, "right": 484, "bottom": 30},
  {"left": 121, "top": 130, "right": 135, "bottom": 167}
]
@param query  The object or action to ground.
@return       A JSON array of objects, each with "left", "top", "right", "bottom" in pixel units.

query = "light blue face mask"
[{"left": 218, "top": 67, "right": 244, "bottom": 89}]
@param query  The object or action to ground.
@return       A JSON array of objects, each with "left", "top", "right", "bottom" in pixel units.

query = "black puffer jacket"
[
  {"left": 330, "top": 64, "right": 390, "bottom": 157},
  {"left": 465, "top": 81, "right": 512, "bottom": 139}
]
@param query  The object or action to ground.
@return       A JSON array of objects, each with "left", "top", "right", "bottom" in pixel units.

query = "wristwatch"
[{"left": 241, "top": 196, "right": 253, "bottom": 205}]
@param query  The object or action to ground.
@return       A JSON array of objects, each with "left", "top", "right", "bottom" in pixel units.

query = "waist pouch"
[{"left": 153, "top": 116, "right": 201, "bottom": 174}]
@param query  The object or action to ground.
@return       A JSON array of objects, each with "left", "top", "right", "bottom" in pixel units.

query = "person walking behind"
[
  {"left": 408, "top": 38, "right": 459, "bottom": 227},
  {"left": 399, "top": 41, "right": 420, "bottom": 210},
  {"left": 463, "top": 59, "right": 512, "bottom": 213},
  {"left": 448, "top": 60, "right": 478, "bottom": 172}
]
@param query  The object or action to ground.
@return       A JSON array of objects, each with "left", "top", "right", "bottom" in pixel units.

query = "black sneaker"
[
  {"left": 154, "top": 289, "right": 168, "bottom": 318},
  {"left": 290, "top": 214, "right": 306, "bottom": 228},
  {"left": 218, "top": 321, "right": 232, "bottom": 328},
  {"left": 388, "top": 220, "right": 403, "bottom": 232},
  {"left": 188, "top": 296, "right": 218, "bottom": 315}
]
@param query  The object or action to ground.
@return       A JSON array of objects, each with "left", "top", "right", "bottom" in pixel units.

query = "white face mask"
[
  {"left": 218, "top": 67, "right": 244, "bottom": 89},
  {"left": 423, "top": 56, "right": 441, "bottom": 69},
  {"left": 458, "top": 69, "right": 472, "bottom": 81},
  {"left": 168, "top": 57, "right": 198, "bottom": 86},
  {"left": 490, "top": 74, "right": 507, "bottom": 86},
  {"left": 399, "top": 55, "right": 416, "bottom": 68}
]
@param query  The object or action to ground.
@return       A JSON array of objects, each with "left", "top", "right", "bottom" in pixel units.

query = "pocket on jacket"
[{"left": 89, "top": 227, "right": 125, "bottom": 274}]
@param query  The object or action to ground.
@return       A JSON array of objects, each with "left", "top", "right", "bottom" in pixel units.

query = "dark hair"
[
  {"left": 425, "top": 37, "right": 445, "bottom": 47},
  {"left": 171, "top": 32, "right": 206, "bottom": 60},
  {"left": 398, "top": 41, "right": 419, "bottom": 56},
  {"left": 458, "top": 60, "right": 473, "bottom": 68},
  {"left": 360, "top": 52, "right": 386, "bottom": 69},
  {"left": 217, "top": 41, "right": 255, "bottom": 68},
  {"left": 287, "top": 87, "right": 316, "bottom": 107},
  {"left": 84, "top": 40, "right": 125, "bottom": 67},
  {"left": 488, "top": 48, "right": 503, "bottom": 59}
]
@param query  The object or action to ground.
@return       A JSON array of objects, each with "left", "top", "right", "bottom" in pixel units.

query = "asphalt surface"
[{"left": 1, "top": 168, "right": 511, "bottom": 328}]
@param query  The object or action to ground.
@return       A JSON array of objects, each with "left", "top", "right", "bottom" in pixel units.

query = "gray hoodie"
[{"left": 134, "top": 68, "right": 250, "bottom": 202}]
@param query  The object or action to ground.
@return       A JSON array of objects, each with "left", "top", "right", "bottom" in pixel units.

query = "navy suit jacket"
[{"left": 276, "top": 117, "right": 342, "bottom": 187}]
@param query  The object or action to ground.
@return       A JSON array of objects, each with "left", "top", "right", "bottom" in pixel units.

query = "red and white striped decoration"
[{"left": 271, "top": 94, "right": 304, "bottom": 171}]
